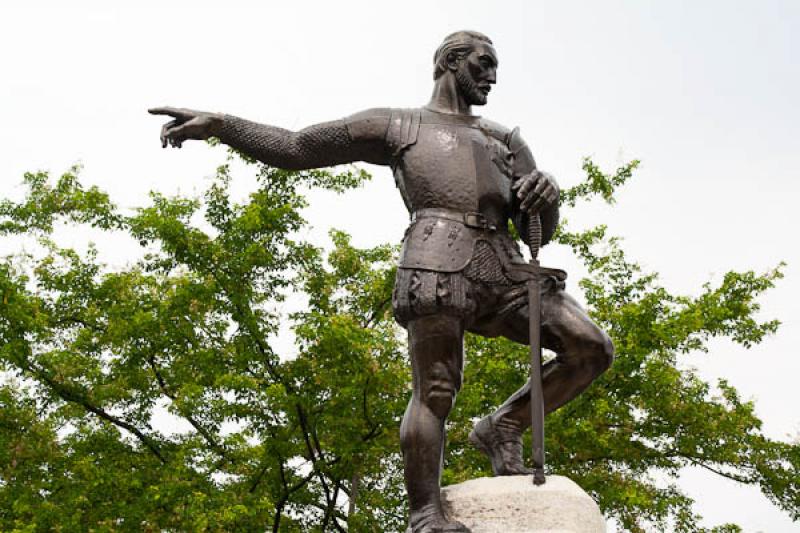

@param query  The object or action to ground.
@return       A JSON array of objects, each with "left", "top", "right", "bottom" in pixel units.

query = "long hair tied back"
[{"left": 433, "top": 31, "right": 493, "bottom": 80}]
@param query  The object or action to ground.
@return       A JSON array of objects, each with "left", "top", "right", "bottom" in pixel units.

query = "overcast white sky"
[{"left": 2, "top": 1, "right": 799, "bottom": 531}]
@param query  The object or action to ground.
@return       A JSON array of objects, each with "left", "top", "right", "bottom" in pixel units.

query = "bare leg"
[
  {"left": 400, "top": 315, "right": 470, "bottom": 532},
  {"left": 470, "top": 287, "right": 614, "bottom": 475}
]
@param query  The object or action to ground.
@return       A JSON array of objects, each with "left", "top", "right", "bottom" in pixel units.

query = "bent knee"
[
  {"left": 598, "top": 334, "right": 614, "bottom": 372},
  {"left": 424, "top": 382, "right": 458, "bottom": 419},
  {"left": 587, "top": 333, "right": 614, "bottom": 375},
  {"left": 570, "top": 332, "right": 614, "bottom": 378}
]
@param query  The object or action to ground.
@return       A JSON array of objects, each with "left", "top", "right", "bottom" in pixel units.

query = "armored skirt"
[{"left": 392, "top": 239, "right": 565, "bottom": 334}]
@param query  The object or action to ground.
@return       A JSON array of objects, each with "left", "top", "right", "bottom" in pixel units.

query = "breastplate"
[
  {"left": 392, "top": 109, "right": 514, "bottom": 221},
  {"left": 390, "top": 109, "right": 524, "bottom": 272}
]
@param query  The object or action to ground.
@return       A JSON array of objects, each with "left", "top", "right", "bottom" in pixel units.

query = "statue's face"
[{"left": 455, "top": 43, "right": 498, "bottom": 106}]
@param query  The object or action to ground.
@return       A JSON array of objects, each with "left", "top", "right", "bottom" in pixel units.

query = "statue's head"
[{"left": 433, "top": 30, "right": 497, "bottom": 106}]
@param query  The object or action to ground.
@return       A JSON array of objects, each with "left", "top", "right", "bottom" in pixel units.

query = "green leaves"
[
  {"left": 559, "top": 157, "right": 640, "bottom": 208},
  {"left": 0, "top": 154, "right": 795, "bottom": 532},
  {"left": 0, "top": 157, "right": 382, "bottom": 531},
  {"left": 0, "top": 166, "right": 121, "bottom": 235}
]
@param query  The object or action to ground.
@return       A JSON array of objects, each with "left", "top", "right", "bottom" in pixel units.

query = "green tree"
[{"left": 0, "top": 152, "right": 797, "bottom": 532}]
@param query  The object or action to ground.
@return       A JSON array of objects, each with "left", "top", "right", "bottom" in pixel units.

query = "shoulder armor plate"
[
  {"left": 386, "top": 108, "right": 422, "bottom": 158},
  {"left": 344, "top": 108, "right": 392, "bottom": 141}
]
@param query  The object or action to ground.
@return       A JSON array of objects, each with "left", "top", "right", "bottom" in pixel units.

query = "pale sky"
[{"left": 1, "top": 1, "right": 798, "bottom": 531}]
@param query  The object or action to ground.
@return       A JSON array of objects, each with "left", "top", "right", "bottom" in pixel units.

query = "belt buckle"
[{"left": 463, "top": 212, "right": 496, "bottom": 231}]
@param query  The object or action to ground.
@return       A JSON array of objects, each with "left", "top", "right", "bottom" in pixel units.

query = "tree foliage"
[{"left": 0, "top": 153, "right": 796, "bottom": 532}]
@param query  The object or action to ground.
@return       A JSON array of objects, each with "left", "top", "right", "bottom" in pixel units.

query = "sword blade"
[{"left": 529, "top": 271, "right": 546, "bottom": 485}]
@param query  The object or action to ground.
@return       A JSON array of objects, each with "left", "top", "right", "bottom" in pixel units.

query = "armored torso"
[
  {"left": 383, "top": 108, "right": 526, "bottom": 272},
  {"left": 390, "top": 108, "right": 513, "bottom": 222}
]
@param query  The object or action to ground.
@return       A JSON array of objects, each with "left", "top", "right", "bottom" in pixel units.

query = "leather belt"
[{"left": 410, "top": 208, "right": 498, "bottom": 231}]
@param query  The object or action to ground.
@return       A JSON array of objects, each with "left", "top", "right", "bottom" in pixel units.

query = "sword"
[
  {"left": 527, "top": 212, "right": 546, "bottom": 486},
  {"left": 471, "top": 139, "right": 554, "bottom": 484}
]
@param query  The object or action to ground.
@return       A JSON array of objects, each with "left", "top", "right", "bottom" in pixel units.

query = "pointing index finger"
[{"left": 148, "top": 106, "right": 191, "bottom": 119}]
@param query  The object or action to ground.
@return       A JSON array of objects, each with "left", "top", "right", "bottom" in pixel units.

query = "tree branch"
[
  {"left": 34, "top": 367, "right": 167, "bottom": 464},
  {"left": 683, "top": 455, "right": 753, "bottom": 484},
  {"left": 145, "top": 354, "right": 229, "bottom": 463}
]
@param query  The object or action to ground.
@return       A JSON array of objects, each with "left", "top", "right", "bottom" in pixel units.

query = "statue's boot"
[
  {"left": 469, "top": 415, "right": 533, "bottom": 476},
  {"left": 409, "top": 503, "right": 471, "bottom": 533}
]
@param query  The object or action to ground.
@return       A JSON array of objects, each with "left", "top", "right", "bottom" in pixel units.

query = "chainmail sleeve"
[{"left": 218, "top": 112, "right": 391, "bottom": 170}]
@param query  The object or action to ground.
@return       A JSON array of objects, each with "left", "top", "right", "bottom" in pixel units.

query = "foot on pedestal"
[
  {"left": 409, "top": 503, "right": 471, "bottom": 533},
  {"left": 469, "top": 415, "right": 533, "bottom": 476}
]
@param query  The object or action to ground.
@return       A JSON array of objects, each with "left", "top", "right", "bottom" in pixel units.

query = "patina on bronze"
[{"left": 150, "top": 30, "right": 614, "bottom": 533}]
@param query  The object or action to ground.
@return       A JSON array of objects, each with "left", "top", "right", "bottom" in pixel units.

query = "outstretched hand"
[
  {"left": 148, "top": 107, "right": 223, "bottom": 148},
  {"left": 512, "top": 170, "right": 559, "bottom": 215}
]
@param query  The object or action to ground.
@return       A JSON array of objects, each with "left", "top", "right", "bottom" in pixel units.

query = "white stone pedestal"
[{"left": 440, "top": 475, "right": 606, "bottom": 533}]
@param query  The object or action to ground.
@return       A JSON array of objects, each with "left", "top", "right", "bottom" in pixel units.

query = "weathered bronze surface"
[{"left": 150, "top": 30, "right": 614, "bottom": 533}]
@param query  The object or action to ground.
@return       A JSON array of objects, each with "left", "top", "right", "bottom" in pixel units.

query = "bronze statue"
[{"left": 150, "top": 30, "right": 613, "bottom": 533}]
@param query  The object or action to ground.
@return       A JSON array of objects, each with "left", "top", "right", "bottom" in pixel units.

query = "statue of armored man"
[{"left": 151, "top": 30, "right": 614, "bottom": 533}]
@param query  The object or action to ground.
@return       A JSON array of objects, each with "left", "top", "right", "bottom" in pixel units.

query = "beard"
[{"left": 456, "top": 67, "right": 488, "bottom": 106}]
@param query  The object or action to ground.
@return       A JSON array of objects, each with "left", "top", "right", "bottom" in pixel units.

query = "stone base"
[{"left": 440, "top": 475, "right": 606, "bottom": 533}]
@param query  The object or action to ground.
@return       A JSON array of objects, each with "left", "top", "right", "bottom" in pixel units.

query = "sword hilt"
[{"left": 527, "top": 212, "right": 542, "bottom": 262}]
